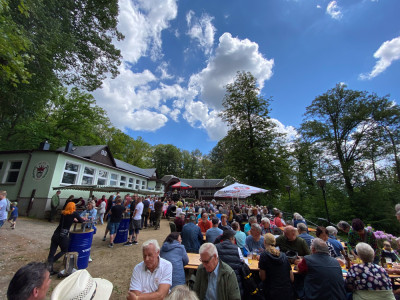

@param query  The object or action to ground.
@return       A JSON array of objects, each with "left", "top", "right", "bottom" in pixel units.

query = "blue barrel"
[
  {"left": 114, "top": 218, "right": 130, "bottom": 244},
  {"left": 68, "top": 229, "right": 94, "bottom": 269}
]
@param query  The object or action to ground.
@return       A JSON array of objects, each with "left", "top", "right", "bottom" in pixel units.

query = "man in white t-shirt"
[
  {"left": 127, "top": 239, "right": 172, "bottom": 300},
  {"left": 125, "top": 197, "right": 144, "bottom": 246}
]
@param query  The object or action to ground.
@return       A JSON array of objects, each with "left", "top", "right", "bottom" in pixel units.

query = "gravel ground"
[{"left": 0, "top": 217, "right": 171, "bottom": 299}]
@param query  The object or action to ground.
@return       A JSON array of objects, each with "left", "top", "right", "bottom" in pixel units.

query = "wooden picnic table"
[{"left": 185, "top": 253, "right": 259, "bottom": 271}]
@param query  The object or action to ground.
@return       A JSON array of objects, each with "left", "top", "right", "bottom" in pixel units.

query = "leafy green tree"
[
  {"left": 152, "top": 144, "right": 182, "bottom": 178},
  {"left": 371, "top": 98, "right": 400, "bottom": 183},
  {"left": 218, "top": 71, "right": 291, "bottom": 200},
  {"left": 1, "top": 87, "right": 110, "bottom": 150},
  {"left": 0, "top": 0, "right": 32, "bottom": 86},
  {"left": 107, "top": 130, "right": 152, "bottom": 168},
  {"left": 300, "top": 84, "right": 380, "bottom": 196},
  {"left": 0, "top": 0, "right": 123, "bottom": 144}
]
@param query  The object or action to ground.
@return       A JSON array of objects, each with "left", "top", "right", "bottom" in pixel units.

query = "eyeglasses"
[{"left": 199, "top": 255, "right": 215, "bottom": 264}]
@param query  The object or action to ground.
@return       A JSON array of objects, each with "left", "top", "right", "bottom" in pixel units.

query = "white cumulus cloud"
[
  {"left": 326, "top": 1, "right": 342, "bottom": 20},
  {"left": 189, "top": 32, "right": 274, "bottom": 110},
  {"left": 359, "top": 36, "right": 400, "bottom": 80},
  {"left": 183, "top": 100, "right": 228, "bottom": 140},
  {"left": 186, "top": 11, "right": 216, "bottom": 55},
  {"left": 116, "top": 0, "right": 178, "bottom": 62}
]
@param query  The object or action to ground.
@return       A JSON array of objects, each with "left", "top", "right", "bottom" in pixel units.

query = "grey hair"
[
  {"left": 199, "top": 243, "right": 218, "bottom": 258},
  {"left": 311, "top": 238, "right": 329, "bottom": 254},
  {"left": 337, "top": 221, "right": 350, "bottom": 231},
  {"left": 395, "top": 204, "right": 400, "bottom": 212},
  {"left": 356, "top": 242, "right": 375, "bottom": 263},
  {"left": 297, "top": 223, "right": 307, "bottom": 233},
  {"left": 0, "top": 190, "right": 7, "bottom": 196},
  {"left": 249, "top": 216, "right": 257, "bottom": 223},
  {"left": 261, "top": 217, "right": 270, "bottom": 224},
  {"left": 165, "top": 285, "right": 199, "bottom": 300},
  {"left": 326, "top": 226, "right": 338, "bottom": 236},
  {"left": 396, "top": 211, "right": 400, "bottom": 216},
  {"left": 251, "top": 223, "right": 262, "bottom": 233},
  {"left": 293, "top": 212, "right": 303, "bottom": 220},
  {"left": 142, "top": 239, "right": 160, "bottom": 252}
]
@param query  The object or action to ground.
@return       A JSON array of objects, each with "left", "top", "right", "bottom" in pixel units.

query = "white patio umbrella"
[{"left": 214, "top": 182, "right": 268, "bottom": 205}]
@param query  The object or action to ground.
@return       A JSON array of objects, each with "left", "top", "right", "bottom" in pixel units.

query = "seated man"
[
  {"left": 194, "top": 243, "right": 241, "bottom": 300},
  {"left": 181, "top": 215, "right": 203, "bottom": 253},
  {"left": 206, "top": 217, "right": 223, "bottom": 243},
  {"left": 198, "top": 212, "right": 212, "bottom": 233},
  {"left": 128, "top": 239, "right": 172, "bottom": 300},
  {"left": 297, "top": 223, "right": 314, "bottom": 248},
  {"left": 245, "top": 223, "right": 265, "bottom": 255},
  {"left": 276, "top": 225, "right": 311, "bottom": 257},
  {"left": 298, "top": 238, "right": 347, "bottom": 300},
  {"left": 218, "top": 214, "right": 231, "bottom": 231},
  {"left": 7, "top": 262, "right": 51, "bottom": 300}
]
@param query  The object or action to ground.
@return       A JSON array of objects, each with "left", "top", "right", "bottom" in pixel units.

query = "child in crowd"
[{"left": 8, "top": 202, "right": 18, "bottom": 229}]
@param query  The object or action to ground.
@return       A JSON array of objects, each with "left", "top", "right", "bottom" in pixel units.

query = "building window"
[
  {"left": 128, "top": 178, "right": 133, "bottom": 188},
  {"left": 82, "top": 166, "right": 95, "bottom": 185},
  {"left": 97, "top": 169, "right": 108, "bottom": 185},
  {"left": 110, "top": 173, "right": 118, "bottom": 186},
  {"left": 5, "top": 161, "right": 22, "bottom": 183},
  {"left": 141, "top": 180, "right": 146, "bottom": 189},
  {"left": 120, "top": 175, "right": 127, "bottom": 187},
  {"left": 135, "top": 179, "right": 140, "bottom": 190},
  {"left": 61, "top": 161, "right": 80, "bottom": 185}
]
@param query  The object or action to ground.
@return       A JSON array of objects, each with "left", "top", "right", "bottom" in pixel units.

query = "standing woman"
[
  {"left": 259, "top": 233, "right": 295, "bottom": 300},
  {"left": 47, "top": 202, "right": 84, "bottom": 274},
  {"left": 160, "top": 232, "right": 189, "bottom": 288},
  {"left": 97, "top": 197, "right": 106, "bottom": 225}
]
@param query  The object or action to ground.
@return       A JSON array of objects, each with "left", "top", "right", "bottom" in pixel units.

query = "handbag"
[{"left": 58, "top": 216, "right": 69, "bottom": 238}]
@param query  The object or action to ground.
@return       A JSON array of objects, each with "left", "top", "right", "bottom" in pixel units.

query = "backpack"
[
  {"left": 6, "top": 198, "right": 11, "bottom": 212},
  {"left": 58, "top": 252, "right": 78, "bottom": 278},
  {"left": 239, "top": 262, "right": 263, "bottom": 300}
]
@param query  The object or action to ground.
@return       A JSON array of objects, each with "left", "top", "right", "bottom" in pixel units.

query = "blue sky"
[{"left": 92, "top": 0, "right": 400, "bottom": 155}]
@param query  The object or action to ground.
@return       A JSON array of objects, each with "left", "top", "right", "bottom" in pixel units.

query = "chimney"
[
  {"left": 65, "top": 140, "right": 73, "bottom": 153},
  {"left": 39, "top": 140, "right": 50, "bottom": 150}
]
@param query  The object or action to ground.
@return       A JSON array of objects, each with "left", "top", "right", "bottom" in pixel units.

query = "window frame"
[
  {"left": 120, "top": 175, "right": 127, "bottom": 187},
  {"left": 97, "top": 169, "right": 109, "bottom": 186},
  {"left": 60, "top": 161, "right": 81, "bottom": 185},
  {"left": 110, "top": 173, "right": 119, "bottom": 186},
  {"left": 81, "top": 166, "right": 96, "bottom": 185},
  {"left": 128, "top": 177, "right": 134, "bottom": 188},
  {"left": 3, "top": 160, "right": 23, "bottom": 184}
]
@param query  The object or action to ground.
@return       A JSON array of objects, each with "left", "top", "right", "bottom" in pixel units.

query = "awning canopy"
[{"left": 52, "top": 185, "right": 163, "bottom": 196}]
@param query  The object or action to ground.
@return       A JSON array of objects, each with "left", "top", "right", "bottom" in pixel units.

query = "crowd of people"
[{"left": 5, "top": 193, "right": 400, "bottom": 300}]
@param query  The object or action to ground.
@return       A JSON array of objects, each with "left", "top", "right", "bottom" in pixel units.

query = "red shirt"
[
  {"left": 274, "top": 217, "right": 284, "bottom": 227},
  {"left": 198, "top": 219, "right": 212, "bottom": 233}
]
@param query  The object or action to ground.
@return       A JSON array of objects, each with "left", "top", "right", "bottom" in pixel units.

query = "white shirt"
[
  {"left": 129, "top": 257, "right": 172, "bottom": 293},
  {"left": 134, "top": 202, "right": 144, "bottom": 220},
  {"left": 176, "top": 207, "right": 182, "bottom": 216}
]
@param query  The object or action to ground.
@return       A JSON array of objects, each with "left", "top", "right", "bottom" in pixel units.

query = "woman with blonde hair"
[
  {"left": 47, "top": 202, "right": 84, "bottom": 274},
  {"left": 259, "top": 233, "right": 295, "bottom": 300}
]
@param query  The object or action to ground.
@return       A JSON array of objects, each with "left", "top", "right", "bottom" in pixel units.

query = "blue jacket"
[
  {"left": 181, "top": 222, "right": 203, "bottom": 253},
  {"left": 160, "top": 240, "right": 189, "bottom": 288}
]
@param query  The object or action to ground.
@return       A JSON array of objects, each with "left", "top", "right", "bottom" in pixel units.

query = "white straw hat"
[{"left": 51, "top": 270, "right": 113, "bottom": 300}]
